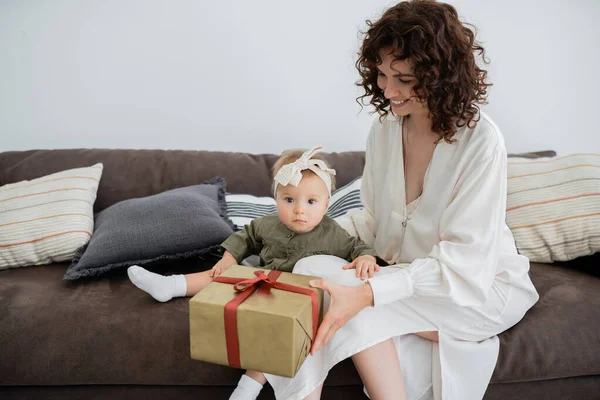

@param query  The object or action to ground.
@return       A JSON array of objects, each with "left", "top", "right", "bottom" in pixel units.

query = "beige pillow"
[
  {"left": 506, "top": 154, "right": 600, "bottom": 263},
  {"left": 0, "top": 164, "right": 103, "bottom": 269}
]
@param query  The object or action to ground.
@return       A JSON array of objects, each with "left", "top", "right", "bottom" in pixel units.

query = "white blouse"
[{"left": 337, "top": 112, "right": 535, "bottom": 308}]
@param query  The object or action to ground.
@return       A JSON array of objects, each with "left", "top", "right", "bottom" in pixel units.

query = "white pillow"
[
  {"left": 506, "top": 154, "right": 600, "bottom": 263},
  {"left": 226, "top": 177, "right": 363, "bottom": 231},
  {"left": 0, "top": 164, "right": 103, "bottom": 269}
]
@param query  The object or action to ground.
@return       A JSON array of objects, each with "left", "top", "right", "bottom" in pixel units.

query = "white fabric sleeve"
[
  {"left": 368, "top": 149, "right": 507, "bottom": 307},
  {"left": 335, "top": 122, "right": 378, "bottom": 247}
]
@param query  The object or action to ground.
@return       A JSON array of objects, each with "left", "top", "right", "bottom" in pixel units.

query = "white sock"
[
  {"left": 229, "top": 374, "right": 264, "bottom": 400},
  {"left": 127, "top": 265, "right": 187, "bottom": 302}
]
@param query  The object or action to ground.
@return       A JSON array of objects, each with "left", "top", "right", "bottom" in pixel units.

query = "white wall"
[{"left": 1, "top": 0, "right": 599, "bottom": 155}]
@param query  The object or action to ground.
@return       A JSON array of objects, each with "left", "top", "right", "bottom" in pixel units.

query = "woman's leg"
[
  {"left": 416, "top": 331, "right": 439, "bottom": 342},
  {"left": 285, "top": 257, "right": 418, "bottom": 400},
  {"left": 351, "top": 339, "right": 407, "bottom": 400}
]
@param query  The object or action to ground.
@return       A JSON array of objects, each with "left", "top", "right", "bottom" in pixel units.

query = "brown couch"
[{"left": 1, "top": 148, "right": 599, "bottom": 400}]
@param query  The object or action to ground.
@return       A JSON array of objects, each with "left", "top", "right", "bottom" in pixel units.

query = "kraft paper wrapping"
[{"left": 189, "top": 265, "right": 324, "bottom": 377}]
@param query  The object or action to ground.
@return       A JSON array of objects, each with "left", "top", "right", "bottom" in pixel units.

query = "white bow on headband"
[{"left": 273, "top": 145, "right": 337, "bottom": 197}]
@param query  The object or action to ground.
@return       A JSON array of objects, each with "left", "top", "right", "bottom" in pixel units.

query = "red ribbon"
[{"left": 212, "top": 270, "right": 319, "bottom": 369}]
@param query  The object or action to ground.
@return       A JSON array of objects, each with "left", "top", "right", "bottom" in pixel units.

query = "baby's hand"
[
  {"left": 342, "top": 255, "right": 380, "bottom": 280},
  {"left": 209, "top": 259, "right": 234, "bottom": 277}
]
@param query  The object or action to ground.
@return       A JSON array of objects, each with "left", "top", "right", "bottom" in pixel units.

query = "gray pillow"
[{"left": 64, "top": 178, "right": 234, "bottom": 280}]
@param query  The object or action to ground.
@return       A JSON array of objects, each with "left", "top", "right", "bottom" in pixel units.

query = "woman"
[{"left": 264, "top": 1, "right": 539, "bottom": 399}]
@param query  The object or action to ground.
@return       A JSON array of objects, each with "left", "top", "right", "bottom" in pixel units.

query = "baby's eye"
[
  {"left": 308, "top": 199, "right": 317, "bottom": 205},
  {"left": 285, "top": 197, "right": 294, "bottom": 203}
]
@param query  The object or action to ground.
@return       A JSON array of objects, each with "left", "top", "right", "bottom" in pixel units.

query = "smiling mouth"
[{"left": 391, "top": 99, "right": 409, "bottom": 106}]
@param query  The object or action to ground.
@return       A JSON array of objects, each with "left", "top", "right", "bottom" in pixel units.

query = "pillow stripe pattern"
[
  {"left": 0, "top": 164, "right": 103, "bottom": 269},
  {"left": 226, "top": 177, "right": 363, "bottom": 231},
  {"left": 506, "top": 154, "right": 600, "bottom": 263},
  {"left": 327, "top": 178, "right": 362, "bottom": 219},
  {"left": 225, "top": 195, "right": 277, "bottom": 231}
]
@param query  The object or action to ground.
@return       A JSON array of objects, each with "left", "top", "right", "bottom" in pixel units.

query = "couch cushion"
[
  {"left": 493, "top": 260, "right": 600, "bottom": 382},
  {"left": 0, "top": 259, "right": 355, "bottom": 387},
  {"left": 0, "top": 149, "right": 366, "bottom": 213},
  {"left": 506, "top": 153, "right": 600, "bottom": 263},
  {"left": 1, "top": 258, "right": 598, "bottom": 388},
  {"left": 0, "top": 164, "right": 103, "bottom": 270},
  {"left": 0, "top": 149, "right": 555, "bottom": 212},
  {"left": 0, "top": 261, "right": 243, "bottom": 386},
  {"left": 63, "top": 179, "right": 234, "bottom": 280}
]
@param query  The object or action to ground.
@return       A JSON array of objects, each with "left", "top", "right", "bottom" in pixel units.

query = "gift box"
[{"left": 189, "top": 265, "right": 324, "bottom": 377}]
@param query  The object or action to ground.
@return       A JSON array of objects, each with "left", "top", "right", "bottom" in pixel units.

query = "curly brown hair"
[{"left": 356, "top": 0, "right": 492, "bottom": 142}]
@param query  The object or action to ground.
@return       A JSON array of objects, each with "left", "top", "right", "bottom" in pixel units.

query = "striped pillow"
[
  {"left": 226, "top": 177, "right": 363, "bottom": 231},
  {"left": 0, "top": 164, "right": 103, "bottom": 269},
  {"left": 506, "top": 154, "right": 600, "bottom": 263}
]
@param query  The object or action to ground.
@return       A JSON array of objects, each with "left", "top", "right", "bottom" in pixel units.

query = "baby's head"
[{"left": 272, "top": 146, "right": 336, "bottom": 234}]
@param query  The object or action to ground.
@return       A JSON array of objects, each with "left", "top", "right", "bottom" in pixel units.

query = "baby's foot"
[
  {"left": 229, "top": 374, "right": 264, "bottom": 400},
  {"left": 127, "top": 265, "right": 186, "bottom": 302}
]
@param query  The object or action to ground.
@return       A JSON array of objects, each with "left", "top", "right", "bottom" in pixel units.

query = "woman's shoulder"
[
  {"left": 366, "top": 113, "right": 398, "bottom": 145},
  {"left": 457, "top": 111, "right": 506, "bottom": 161}
]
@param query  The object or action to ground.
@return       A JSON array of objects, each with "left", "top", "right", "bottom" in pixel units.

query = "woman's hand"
[
  {"left": 308, "top": 279, "right": 374, "bottom": 354},
  {"left": 209, "top": 251, "right": 237, "bottom": 277},
  {"left": 342, "top": 255, "right": 380, "bottom": 280}
]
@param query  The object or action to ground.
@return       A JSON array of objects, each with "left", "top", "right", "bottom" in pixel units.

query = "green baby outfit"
[{"left": 221, "top": 214, "right": 383, "bottom": 272}]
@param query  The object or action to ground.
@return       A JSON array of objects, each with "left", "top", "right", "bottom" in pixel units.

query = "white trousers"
[{"left": 265, "top": 255, "right": 537, "bottom": 400}]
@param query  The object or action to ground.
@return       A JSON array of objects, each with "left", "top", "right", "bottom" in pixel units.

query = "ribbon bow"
[
  {"left": 212, "top": 270, "right": 320, "bottom": 369},
  {"left": 231, "top": 270, "right": 277, "bottom": 295},
  {"left": 273, "top": 145, "right": 336, "bottom": 197}
]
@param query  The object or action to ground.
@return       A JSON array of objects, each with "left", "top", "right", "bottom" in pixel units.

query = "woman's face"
[{"left": 376, "top": 50, "right": 428, "bottom": 118}]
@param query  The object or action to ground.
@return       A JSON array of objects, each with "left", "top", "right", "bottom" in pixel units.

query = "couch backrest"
[{"left": 0, "top": 149, "right": 366, "bottom": 212}]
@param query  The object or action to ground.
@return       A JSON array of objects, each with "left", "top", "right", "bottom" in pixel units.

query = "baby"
[{"left": 127, "top": 145, "right": 383, "bottom": 400}]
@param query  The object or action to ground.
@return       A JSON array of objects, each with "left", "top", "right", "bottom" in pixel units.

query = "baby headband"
[{"left": 273, "top": 145, "right": 336, "bottom": 197}]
